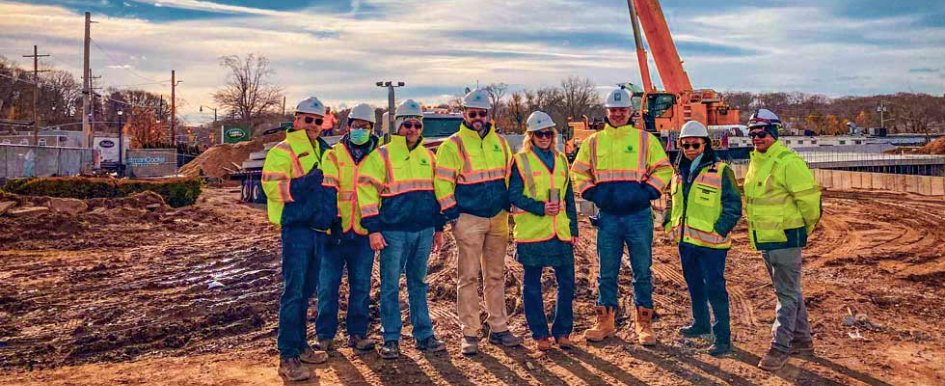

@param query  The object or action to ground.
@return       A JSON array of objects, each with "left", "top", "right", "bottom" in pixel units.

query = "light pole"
[
  {"left": 376, "top": 81, "right": 405, "bottom": 143},
  {"left": 199, "top": 105, "right": 218, "bottom": 124},
  {"left": 117, "top": 110, "right": 124, "bottom": 176}
]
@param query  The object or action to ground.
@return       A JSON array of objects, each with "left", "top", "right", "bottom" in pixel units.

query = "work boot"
[
  {"left": 790, "top": 339, "right": 815, "bottom": 356},
  {"left": 299, "top": 348, "right": 328, "bottom": 364},
  {"left": 678, "top": 322, "right": 711, "bottom": 338},
  {"left": 535, "top": 337, "right": 554, "bottom": 351},
  {"left": 278, "top": 357, "right": 311, "bottom": 382},
  {"left": 347, "top": 335, "right": 376, "bottom": 351},
  {"left": 634, "top": 307, "right": 657, "bottom": 346},
  {"left": 489, "top": 331, "right": 524, "bottom": 347},
  {"left": 313, "top": 337, "right": 333, "bottom": 351},
  {"left": 379, "top": 341, "right": 400, "bottom": 360},
  {"left": 555, "top": 335, "right": 574, "bottom": 350},
  {"left": 416, "top": 336, "right": 447, "bottom": 352},
  {"left": 758, "top": 347, "right": 790, "bottom": 371},
  {"left": 708, "top": 340, "right": 732, "bottom": 357},
  {"left": 461, "top": 336, "right": 479, "bottom": 355},
  {"left": 583, "top": 306, "right": 616, "bottom": 342}
]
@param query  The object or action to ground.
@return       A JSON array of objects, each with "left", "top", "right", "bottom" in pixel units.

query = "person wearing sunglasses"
[
  {"left": 743, "top": 109, "right": 822, "bottom": 371},
  {"left": 315, "top": 103, "right": 380, "bottom": 354},
  {"left": 508, "top": 111, "right": 579, "bottom": 351},
  {"left": 662, "top": 121, "right": 742, "bottom": 357},
  {"left": 571, "top": 87, "right": 672, "bottom": 346},
  {"left": 358, "top": 99, "right": 447, "bottom": 359},
  {"left": 434, "top": 88, "right": 522, "bottom": 355},
  {"left": 262, "top": 96, "right": 337, "bottom": 382}
]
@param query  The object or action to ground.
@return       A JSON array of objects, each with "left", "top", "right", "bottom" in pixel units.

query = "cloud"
[{"left": 1, "top": 0, "right": 943, "bottom": 125}]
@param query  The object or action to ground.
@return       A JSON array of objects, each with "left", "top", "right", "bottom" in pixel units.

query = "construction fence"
[
  {"left": 0, "top": 144, "right": 94, "bottom": 179},
  {"left": 730, "top": 164, "right": 945, "bottom": 197}
]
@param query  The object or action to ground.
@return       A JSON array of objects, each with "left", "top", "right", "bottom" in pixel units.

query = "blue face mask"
[{"left": 349, "top": 128, "right": 370, "bottom": 145}]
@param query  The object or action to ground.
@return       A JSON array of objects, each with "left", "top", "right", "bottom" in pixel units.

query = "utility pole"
[
  {"left": 82, "top": 12, "right": 93, "bottom": 147},
  {"left": 876, "top": 101, "right": 888, "bottom": 129},
  {"left": 282, "top": 96, "right": 286, "bottom": 116},
  {"left": 375, "top": 81, "right": 405, "bottom": 144},
  {"left": 171, "top": 70, "right": 178, "bottom": 146},
  {"left": 23, "top": 45, "right": 50, "bottom": 145}
]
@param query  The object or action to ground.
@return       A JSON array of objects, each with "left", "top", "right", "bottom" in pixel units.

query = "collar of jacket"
[
  {"left": 389, "top": 134, "right": 425, "bottom": 152},
  {"left": 460, "top": 121, "right": 493, "bottom": 140},
  {"left": 603, "top": 122, "right": 637, "bottom": 136},
  {"left": 751, "top": 139, "right": 786, "bottom": 161}
]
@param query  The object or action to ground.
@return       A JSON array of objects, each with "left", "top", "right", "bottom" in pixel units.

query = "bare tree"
[
  {"left": 506, "top": 91, "right": 527, "bottom": 133},
  {"left": 560, "top": 76, "right": 598, "bottom": 121},
  {"left": 483, "top": 82, "right": 508, "bottom": 129},
  {"left": 213, "top": 54, "right": 284, "bottom": 130}
]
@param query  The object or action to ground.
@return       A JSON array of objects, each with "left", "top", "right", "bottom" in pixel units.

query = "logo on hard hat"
[{"left": 614, "top": 92, "right": 622, "bottom": 101}]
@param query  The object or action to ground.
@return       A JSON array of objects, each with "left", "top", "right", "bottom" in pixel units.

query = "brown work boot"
[
  {"left": 758, "top": 347, "right": 790, "bottom": 371},
  {"left": 535, "top": 337, "right": 554, "bottom": 351},
  {"left": 555, "top": 335, "right": 573, "bottom": 349},
  {"left": 299, "top": 348, "right": 328, "bottom": 364},
  {"left": 347, "top": 335, "right": 376, "bottom": 351},
  {"left": 790, "top": 339, "right": 815, "bottom": 356},
  {"left": 278, "top": 357, "right": 311, "bottom": 382},
  {"left": 634, "top": 306, "right": 657, "bottom": 346},
  {"left": 583, "top": 306, "right": 616, "bottom": 342}
]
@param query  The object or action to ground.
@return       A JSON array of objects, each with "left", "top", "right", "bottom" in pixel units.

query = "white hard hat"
[
  {"left": 349, "top": 103, "right": 375, "bottom": 124},
  {"left": 603, "top": 87, "right": 632, "bottom": 108},
  {"left": 679, "top": 121, "right": 709, "bottom": 139},
  {"left": 748, "top": 108, "right": 781, "bottom": 128},
  {"left": 296, "top": 96, "right": 326, "bottom": 116},
  {"left": 526, "top": 111, "right": 555, "bottom": 132},
  {"left": 462, "top": 88, "right": 491, "bottom": 110},
  {"left": 395, "top": 99, "right": 423, "bottom": 118}
]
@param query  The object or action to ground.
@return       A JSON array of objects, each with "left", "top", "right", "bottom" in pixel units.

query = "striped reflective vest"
[
  {"left": 434, "top": 124, "right": 511, "bottom": 210},
  {"left": 357, "top": 135, "right": 436, "bottom": 220},
  {"left": 570, "top": 124, "right": 673, "bottom": 197},
  {"left": 665, "top": 162, "right": 732, "bottom": 249},
  {"left": 322, "top": 143, "right": 371, "bottom": 235},
  {"left": 511, "top": 149, "right": 573, "bottom": 243},
  {"left": 744, "top": 141, "right": 822, "bottom": 248},
  {"left": 261, "top": 129, "right": 325, "bottom": 225}
]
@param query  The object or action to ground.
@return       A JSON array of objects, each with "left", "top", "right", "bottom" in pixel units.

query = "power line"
[{"left": 89, "top": 38, "right": 159, "bottom": 83}]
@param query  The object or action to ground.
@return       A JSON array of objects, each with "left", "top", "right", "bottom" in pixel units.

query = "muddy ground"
[{"left": 1, "top": 188, "right": 943, "bottom": 385}]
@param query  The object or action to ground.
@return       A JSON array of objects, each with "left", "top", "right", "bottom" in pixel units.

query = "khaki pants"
[{"left": 454, "top": 211, "right": 510, "bottom": 337}]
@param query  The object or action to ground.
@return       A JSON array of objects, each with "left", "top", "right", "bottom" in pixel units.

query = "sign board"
[
  {"left": 221, "top": 125, "right": 251, "bottom": 144},
  {"left": 93, "top": 136, "right": 120, "bottom": 163}
]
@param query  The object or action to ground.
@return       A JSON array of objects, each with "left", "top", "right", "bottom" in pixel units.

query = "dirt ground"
[{"left": 1, "top": 188, "right": 944, "bottom": 385}]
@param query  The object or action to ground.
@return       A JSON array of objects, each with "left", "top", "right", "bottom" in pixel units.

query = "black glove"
[
  {"left": 290, "top": 168, "right": 324, "bottom": 199},
  {"left": 329, "top": 220, "right": 344, "bottom": 246}
]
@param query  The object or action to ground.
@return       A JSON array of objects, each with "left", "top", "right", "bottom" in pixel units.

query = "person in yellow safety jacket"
[
  {"left": 743, "top": 109, "right": 822, "bottom": 372},
  {"left": 509, "top": 111, "right": 579, "bottom": 352},
  {"left": 261, "top": 96, "right": 336, "bottom": 382},
  {"left": 434, "top": 88, "right": 523, "bottom": 355},
  {"left": 357, "top": 99, "right": 447, "bottom": 360},
  {"left": 315, "top": 103, "right": 379, "bottom": 353},
  {"left": 662, "top": 121, "right": 742, "bottom": 357},
  {"left": 570, "top": 87, "right": 673, "bottom": 346}
]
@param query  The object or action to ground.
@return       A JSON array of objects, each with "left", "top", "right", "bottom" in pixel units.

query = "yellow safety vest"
[
  {"left": 434, "top": 124, "right": 511, "bottom": 210},
  {"left": 744, "top": 141, "right": 822, "bottom": 247},
  {"left": 665, "top": 162, "right": 732, "bottom": 249},
  {"left": 357, "top": 135, "right": 436, "bottom": 218},
  {"left": 511, "top": 149, "right": 573, "bottom": 243},
  {"left": 322, "top": 144, "right": 370, "bottom": 235},
  {"left": 261, "top": 129, "right": 324, "bottom": 225},
  {"left": 570, "top": 124, "right": 672, "bottom": 196}
]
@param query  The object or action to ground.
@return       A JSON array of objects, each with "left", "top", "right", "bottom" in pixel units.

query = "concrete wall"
[
  {"left": 0, "top": 145, "right": 94, "bottom": 178},
  {"left": 730, "top": 164, "right": 945, "bottom": 196},
  {"left": 126, "top": 149, "right": 178, "bottom": 178}
]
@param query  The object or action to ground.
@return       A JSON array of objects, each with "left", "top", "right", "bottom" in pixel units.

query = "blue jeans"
[
  {"left": 277, "top": 227, "right": 325, "bottom": 358},
  {"left": 316, "top": 235, "right": 374, "bottom": 340},
  {"left": 596, "top": 208, "right": 654, "bottom": 308},
  {"left": 378, "top": 229, "right": 435, "bottom": 343},
  {"left": 679, "top": 242, "right": 731, "bottom": 342},
  {"left": 522, "top": 264, "right": 574, "bottom": 339}
]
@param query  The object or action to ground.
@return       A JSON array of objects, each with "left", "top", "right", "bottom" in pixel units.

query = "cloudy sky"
[{"left": 2, "top": 0, "right": 943, "bottom": 124}]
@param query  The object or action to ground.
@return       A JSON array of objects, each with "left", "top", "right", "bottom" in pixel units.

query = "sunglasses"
[
  {"left": 748, "top": 131, "right": 769, "bottom": 139},
  {"left": 534, "top": 130, "right": 555, "bottom": 139},
  {"left": 681, "top": 142, "right": 702, "bottom": 150},
  {"left": 401, "top": 121, "right": 423, "bottom": 130},
  {"left": 466, "top": 111, "right": 488, "bottom": 118},
  {"left": 303, "top": 116, "right": 324, "bottom": 126}
]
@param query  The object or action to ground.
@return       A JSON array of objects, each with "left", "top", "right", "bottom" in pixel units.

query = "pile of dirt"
[
  {"left": 178, "top": 132, "right": 285, "bottom": 179},
  {"left": 914, "top": 137, "right": 945, "bottom": 155}
]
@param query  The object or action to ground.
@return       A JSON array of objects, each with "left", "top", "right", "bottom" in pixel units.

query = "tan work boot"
[
  {"left": 278, "top": 357, "right": 311, "bottom": 381},
  {"left": 634, "top": 306, "right": 657, "bottom": 346},
  {"left": 535, "top": 337, "right": 554, "bottom": 351},
  {"left": 555, "top": 335, "right": 573, "bottom": 350},
  {"left": 758, "top": 347, "right": 790, "bottom": 371},
  {"left": 583, "top": 306, "right": 616, "bottom": 342},
  {"left": 299, "top": 348, "right": 328, "bottom": 364}
]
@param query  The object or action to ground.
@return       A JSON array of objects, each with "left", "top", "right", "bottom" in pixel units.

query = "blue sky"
[{"left": 1, "top": 0, "right": 943, "bottom": 124}]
